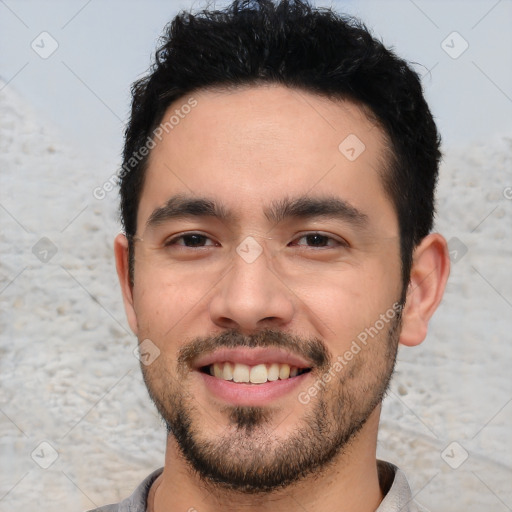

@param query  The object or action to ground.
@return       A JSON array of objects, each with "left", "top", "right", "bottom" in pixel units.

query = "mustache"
[{"left": 177, "top": 328, "right": 330, "bottom": 373}]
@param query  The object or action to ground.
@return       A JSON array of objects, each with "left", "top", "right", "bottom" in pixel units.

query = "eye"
[
  {"left": 164, "top": 233, "right": 218, "bottom": 248},
  {"left": 290, "top": 232, "right": 348, "bottom": 248}
]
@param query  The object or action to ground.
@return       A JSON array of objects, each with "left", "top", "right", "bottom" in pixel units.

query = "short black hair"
[{"left": 120, "top": 0, "right": 441, "bottom": 292}]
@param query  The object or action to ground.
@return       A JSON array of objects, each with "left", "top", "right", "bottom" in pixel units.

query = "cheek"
[
  {"left": 132, "top": 260, "right": 217, "bottom": 339},
  {"left": 293, "top": 260, "right": 401, "bottom": 349},
  {"left": 132, "top": 267, "right": 179, "bottom": 336}
]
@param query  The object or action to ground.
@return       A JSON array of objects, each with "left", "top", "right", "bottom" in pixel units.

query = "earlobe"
[
  {"left": 399, "top": 233, "right": 450, "bottom": 347},
  {"left": 114, "top": 233, "right": 139, "bottom": 336}
]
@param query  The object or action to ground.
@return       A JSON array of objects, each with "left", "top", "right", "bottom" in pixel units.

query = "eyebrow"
[
  {"left": 146, "top": 194, "right": 232, "bottom": 228},
  {"left": 145, "top": 194, "right": 368, "bottom": 230},
  {"left": 264, "top": 195, "right": 368, "bottom": 227}
]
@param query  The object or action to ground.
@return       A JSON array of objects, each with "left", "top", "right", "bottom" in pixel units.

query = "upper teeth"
[{"left": 209, "top": 362, "right": 303, "bottom": 384}]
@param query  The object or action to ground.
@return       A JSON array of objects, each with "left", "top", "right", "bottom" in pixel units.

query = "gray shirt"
[{"left": 87, "top": 460, "right": 427, "bottom": 512}]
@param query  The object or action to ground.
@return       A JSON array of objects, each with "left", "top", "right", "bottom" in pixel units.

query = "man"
[{"left": 93, "top": 0, "right": 450, "bottom": 510}]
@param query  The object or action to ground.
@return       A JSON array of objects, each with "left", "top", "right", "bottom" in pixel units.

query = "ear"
[
  {"left": 114, "top": 233, "right": 139, "bottom": 336},
  {"left": 399, "top": 233, "right": 450, "bottom": 347}
]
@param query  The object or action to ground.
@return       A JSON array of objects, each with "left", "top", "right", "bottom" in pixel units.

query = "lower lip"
[{"left": 196, "top": 371, "right": 311, "bottom": 406}]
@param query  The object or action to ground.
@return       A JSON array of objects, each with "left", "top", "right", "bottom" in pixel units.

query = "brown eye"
[
  {"left": 291, "top": 232, "right": 348, "bottom": 248},
  {"left": 165, "top": 233, "right": 216, "bottom": 247},
  {"left": 303, "top": 234, "right": 330, "bottom": 247}
]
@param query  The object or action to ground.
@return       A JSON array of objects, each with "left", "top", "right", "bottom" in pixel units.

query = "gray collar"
[
  {"left": 376, "top": 461, "right": 427, "bottom": 512},
  {"left": 92, "top": 460, "right": 424, "bottom": 512}
]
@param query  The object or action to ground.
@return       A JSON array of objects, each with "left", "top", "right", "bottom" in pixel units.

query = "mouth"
[
  {"left": 199, "top": 362, "right": 312, "bottom": 384},
  {"left": 192, "top": 347, "right": 314, "bottom": 405}
]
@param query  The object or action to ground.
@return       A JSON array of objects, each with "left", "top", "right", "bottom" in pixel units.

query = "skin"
[{"left": 114, "top": 84, "right": 450, "bottom": 512}]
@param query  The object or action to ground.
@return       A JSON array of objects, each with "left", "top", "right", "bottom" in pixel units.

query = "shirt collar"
[
  {"left": 376, "top": 460, "right": 426, "bottom": 512},
  {"left": 117, "top": 461, "right": 424, "bottom": 512}
]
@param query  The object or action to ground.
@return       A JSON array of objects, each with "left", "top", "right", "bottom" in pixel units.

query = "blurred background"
[{"left": 0, "top": 1, "right": 511, "bottom": 510}]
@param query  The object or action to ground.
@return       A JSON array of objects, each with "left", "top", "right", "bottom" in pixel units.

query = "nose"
[{"left": 208, "top": 244, "right": 295, "bottom": 333}]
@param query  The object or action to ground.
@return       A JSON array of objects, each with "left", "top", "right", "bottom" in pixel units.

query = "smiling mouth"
[{"left": 199, "top": 362, "right": 312, "bottom": 384}]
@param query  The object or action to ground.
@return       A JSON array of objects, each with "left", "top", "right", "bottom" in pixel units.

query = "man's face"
[{"left": 126, "top": 85, "right": 404, "bottom": 492}]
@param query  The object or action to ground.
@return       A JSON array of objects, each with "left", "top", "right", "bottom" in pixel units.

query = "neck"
[{"left": 151, "top": 408, "right": 384, "bottom": 512}]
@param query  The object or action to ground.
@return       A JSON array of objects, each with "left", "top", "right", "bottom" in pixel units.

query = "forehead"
[{"left": 137, "top": 84, "right": 396, "bottom": 234}]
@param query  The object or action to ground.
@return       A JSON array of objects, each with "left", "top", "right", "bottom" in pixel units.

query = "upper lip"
[{"left": 192, "top": 347, "right": 313, "bottom": 370}]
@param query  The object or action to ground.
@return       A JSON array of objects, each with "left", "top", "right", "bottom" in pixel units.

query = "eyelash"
[{"left": 164, "top": 232, "right": 348, "bottom": 249}]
